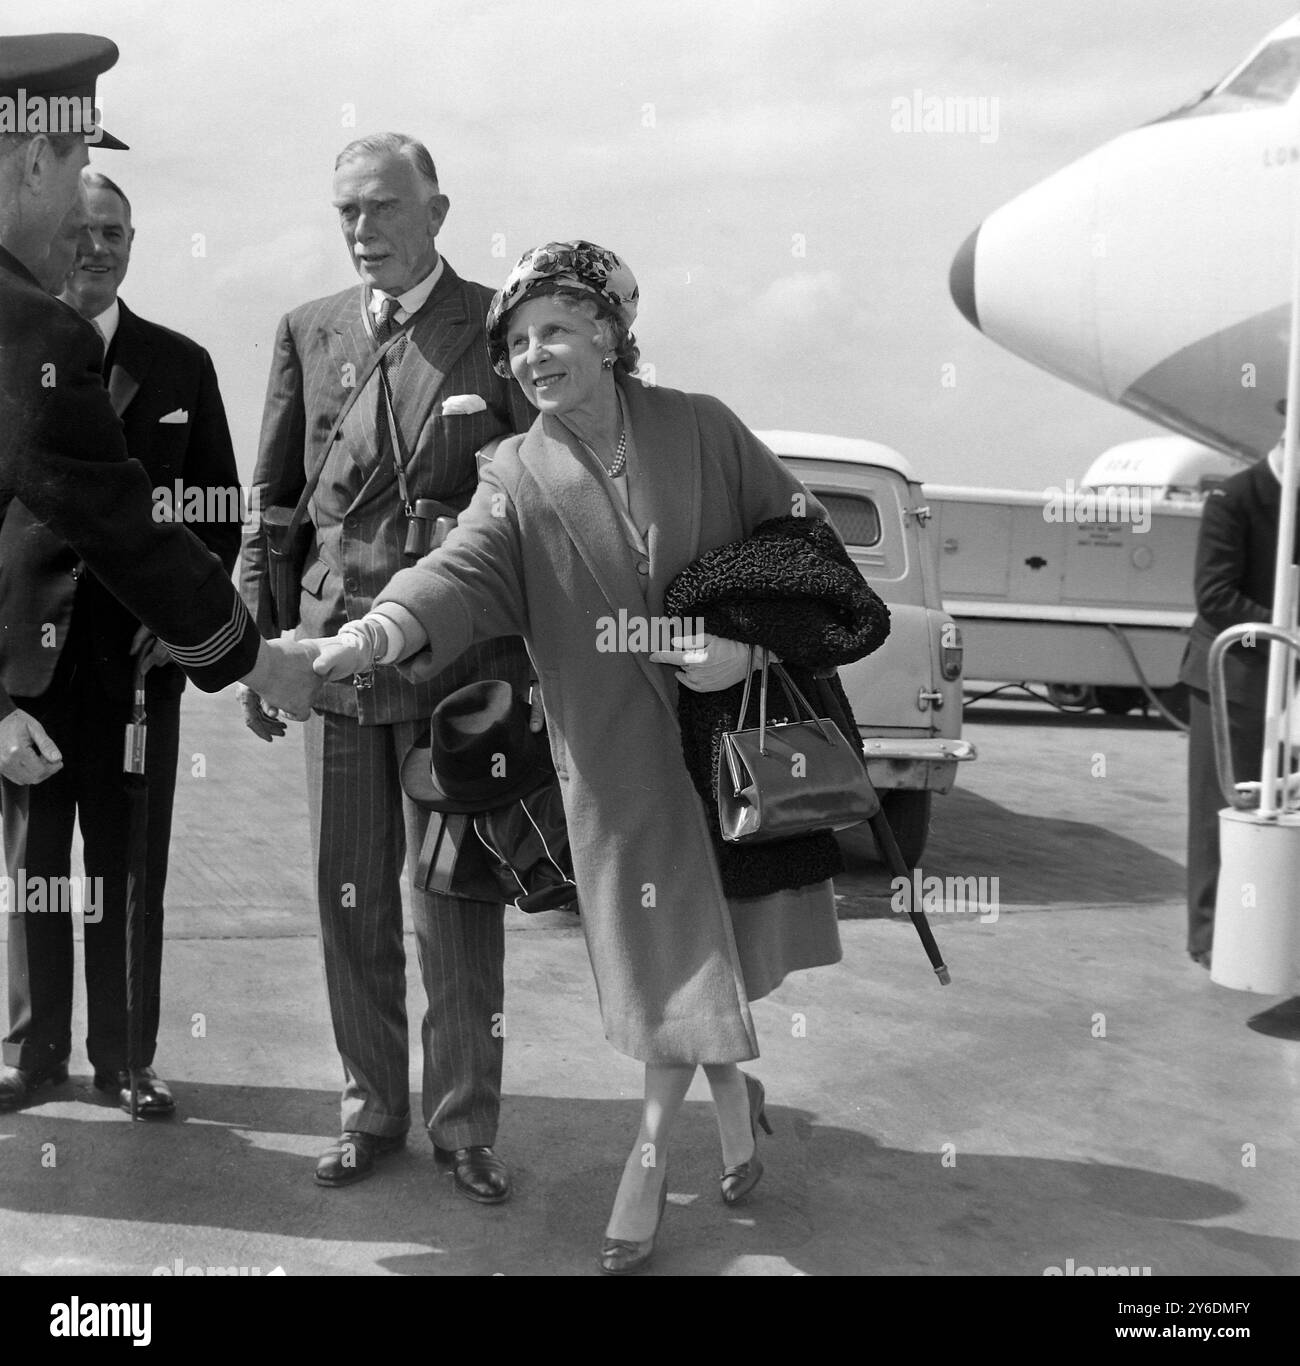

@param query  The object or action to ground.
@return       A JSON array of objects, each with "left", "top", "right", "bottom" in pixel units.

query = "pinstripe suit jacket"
[{"left": 240, "top": 260, "right": 533, "bottom": 723}]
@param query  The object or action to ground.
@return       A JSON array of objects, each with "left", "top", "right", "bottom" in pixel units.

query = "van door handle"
[{"left": 917, "top": 688, "right": 944, "bottom": 710}]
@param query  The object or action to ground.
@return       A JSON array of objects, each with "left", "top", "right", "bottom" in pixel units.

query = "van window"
[{"left": 818, "top": 492, "right": 882, "bottom": 548}]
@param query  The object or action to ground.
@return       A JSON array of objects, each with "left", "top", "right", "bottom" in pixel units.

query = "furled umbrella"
[
  {"left": 813, "top": 673, "right": 951, "bottom": 985},
  {"left": 121, "top": 649, "right": 150, "bottom": 1119}
]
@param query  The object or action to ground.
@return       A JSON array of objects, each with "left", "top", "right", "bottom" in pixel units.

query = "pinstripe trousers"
[{"left": 304, "top": 709, "right": 504, "bottom": 1148}]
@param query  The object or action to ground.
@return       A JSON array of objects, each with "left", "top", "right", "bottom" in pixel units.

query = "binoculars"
[{"left": 403, "top": 498, "right": 459, "bottom": 561}]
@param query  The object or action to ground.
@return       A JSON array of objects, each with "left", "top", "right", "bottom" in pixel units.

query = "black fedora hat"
[{"left": 401, "top": 680, "right": 553, "bottom": 814}]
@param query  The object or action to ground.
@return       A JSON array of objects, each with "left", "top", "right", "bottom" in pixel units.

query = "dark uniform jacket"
[
  {"left": 0, "top": 298, "right": 241, "bottom": 703},
  {"left": 0, "top": 246, "right": 258, "bottom": 716},
  {"left": 1179, "top": 457, "right": 1300, "bottom": 699}
]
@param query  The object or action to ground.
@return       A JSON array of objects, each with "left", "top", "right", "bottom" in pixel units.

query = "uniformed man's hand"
[
  {"left": 129, "top": 624, "right": 173, "bottom": 675},
  {"left": 237, "top": 683, "right": 288, "bottom": 742},
  {"left": 241, "top": 638, "right": 323, "bottom": 722},
  {"left": 528, "top": 682, "right": 545, "bottom": 733},
  {"left": 0, "top": 709, "right": 63, "bottom": 785}
]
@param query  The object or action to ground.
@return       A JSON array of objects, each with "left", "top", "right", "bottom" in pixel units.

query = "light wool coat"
[{"left": 378, "top": 379, "right": 842, "bottom": 1062}]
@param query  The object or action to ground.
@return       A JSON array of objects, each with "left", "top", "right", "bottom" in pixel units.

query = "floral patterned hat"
[{"left": 486, "top": 240, "right": 639, "bottom": 377}]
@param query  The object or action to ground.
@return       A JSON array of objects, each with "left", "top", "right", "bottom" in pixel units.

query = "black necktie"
[{"left": 374, "top": 297, "right": 408, "bottom": 372}]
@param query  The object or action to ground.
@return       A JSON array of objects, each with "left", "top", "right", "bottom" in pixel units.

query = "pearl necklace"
[{"left": 605, "top": 428, "right": 628, "bottom": 479}]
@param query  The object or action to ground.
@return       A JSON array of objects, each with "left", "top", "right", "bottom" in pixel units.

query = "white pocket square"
[
  {"left": 158, "top": 408, "right": 189, "bottom": 424},
  {"left": 441, "top": 394, "right": 487, "bottom": 416}
]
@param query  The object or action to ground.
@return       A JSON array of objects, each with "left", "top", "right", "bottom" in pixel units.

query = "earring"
[{"left": 601, "top": 355, "right": 615, "bottom": 370}]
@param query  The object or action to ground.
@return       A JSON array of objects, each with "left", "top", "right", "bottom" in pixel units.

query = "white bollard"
[{"left": 1211, "top": 809, "right": 1300, "bottom": 994}]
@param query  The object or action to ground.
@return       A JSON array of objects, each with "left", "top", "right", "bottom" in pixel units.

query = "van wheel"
[
  {"left": 1045, "top": 683, "right": 1095, "bottom": 710},
  {"left": 880, "top": 790, "right": 932, "bottom": 869},
  {"left": 1096, "top": 686, "right": 1142, "bottom": 715}
]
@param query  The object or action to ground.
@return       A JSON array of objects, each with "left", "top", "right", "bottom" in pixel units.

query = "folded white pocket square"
[
  {"left": 159, "top": 408, "right": 189, "bottom": 424},
  {"left": 441, "top": 394, "right": 487, "bottom": 416}
]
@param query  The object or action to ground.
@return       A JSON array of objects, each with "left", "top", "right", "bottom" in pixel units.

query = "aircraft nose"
[{"left": 949, "top": 225, "right": 981, "bottom": 331}]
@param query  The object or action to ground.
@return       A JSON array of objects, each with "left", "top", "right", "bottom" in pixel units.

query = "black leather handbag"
[{"left": 716, "top": 648, "right": 878, "bottom": 843}]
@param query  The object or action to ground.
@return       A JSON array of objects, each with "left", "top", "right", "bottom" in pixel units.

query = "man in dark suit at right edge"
[
  {"left": 0, "top": 32, "right": 319, "bottom": 1108},
  {"left": 1179, "top": 411, "right": 1299, "bottom": 969}
]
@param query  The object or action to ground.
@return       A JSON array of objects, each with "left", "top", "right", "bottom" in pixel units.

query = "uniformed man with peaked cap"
[{"left": 0, "top": 33, "right": 320, "bottom": 1110}]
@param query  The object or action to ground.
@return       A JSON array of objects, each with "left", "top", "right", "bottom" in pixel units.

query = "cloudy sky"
[{"left": 18, "top": 0, "right": 1300, "bottom": 486}]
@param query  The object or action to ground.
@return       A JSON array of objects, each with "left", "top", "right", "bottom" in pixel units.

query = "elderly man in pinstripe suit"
[{"left": 239, "top": 133, "right": 533, "bottom": 1199}]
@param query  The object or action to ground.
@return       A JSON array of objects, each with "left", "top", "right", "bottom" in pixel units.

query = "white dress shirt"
[
  {"left": 370, "top": 256, "right": 444, "bottom": 326},
  {"left": 91, "top": 298, "right": 121, "bottom": 356}
]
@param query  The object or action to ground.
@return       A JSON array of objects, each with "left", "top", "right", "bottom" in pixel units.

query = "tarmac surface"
[{"left": 1, "top": 687, "right": 1297, "bottom": 1278}]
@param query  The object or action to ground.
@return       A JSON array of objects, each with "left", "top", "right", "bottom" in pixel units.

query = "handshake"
[{"left": 237, "top": 632, "right": 393, "bottom": 741}]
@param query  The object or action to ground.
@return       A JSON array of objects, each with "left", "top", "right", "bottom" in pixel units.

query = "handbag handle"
[{"left": 733, "top": 646, "right": 837, "bottom": 756}]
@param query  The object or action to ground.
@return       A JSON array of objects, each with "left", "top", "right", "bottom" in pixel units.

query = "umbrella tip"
[{"left": 935, "top": 965, "right": 952, "bottom": 985}]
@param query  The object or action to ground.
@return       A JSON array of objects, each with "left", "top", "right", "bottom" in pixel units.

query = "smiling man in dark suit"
[
  {"left": 0, "top": 168, "right": 242, "bottom": 1118},
  {"left": 239, "top": 133, "right": 533, "bottom": 1199}
]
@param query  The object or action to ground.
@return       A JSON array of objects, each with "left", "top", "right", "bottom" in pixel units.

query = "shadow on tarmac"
[
  {"left": 1, "top": 1081, "right": 1295, "bottom": 1276},
  {"left": 836, "top": 785, "right": 1185, "bottom": 917}
]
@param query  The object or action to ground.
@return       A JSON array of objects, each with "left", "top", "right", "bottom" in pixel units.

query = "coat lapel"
[
  {"left": 106, "top": 300, "right": 150, "bottom": 417},
  {"left": 343, "top": 267, "right": 483, "bottom": 518},
  {"left": 327, "top": 291, "right": 380, "bottom": 482},
  {"left": 621, "top": 379, "right": 703, "bottom": 619},
  {"left": 518, "top": 407, "right": 680, "bottom": 715},
  {"left": 391, "top": 265, "right": 482, "bottom": 477}
]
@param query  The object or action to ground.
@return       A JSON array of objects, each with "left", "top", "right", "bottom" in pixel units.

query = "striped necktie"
[{"left": 374, "top": 297, "right": 408, "bottom": 372}]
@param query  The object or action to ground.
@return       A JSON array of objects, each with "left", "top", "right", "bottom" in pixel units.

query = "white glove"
[{"left": 648, "top": 633, "right": 760, "bottom": 692}]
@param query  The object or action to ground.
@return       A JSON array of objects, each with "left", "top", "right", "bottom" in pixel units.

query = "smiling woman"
[{"left": 301, "top": 238, "right": 891, "bottom": 1275}]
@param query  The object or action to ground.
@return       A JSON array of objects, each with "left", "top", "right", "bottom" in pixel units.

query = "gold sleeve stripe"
[{"left": 160, "top": 599, "right": 251, "bottom": 667}]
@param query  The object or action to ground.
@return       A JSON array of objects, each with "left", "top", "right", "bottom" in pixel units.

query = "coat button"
[
  {"left": 345, "top": 576, "right": 359, "bottom": 592},
  {"left": 636, "top": 560, "right": 650, "bottom": 576}
]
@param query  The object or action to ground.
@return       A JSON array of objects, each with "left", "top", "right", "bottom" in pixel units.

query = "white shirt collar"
[
  {"left": 1268, "top": 441, "right": 1286, "bottom": 483},
  {"left": 369, "top": 256, "right": 443, "bottom": 323},
  {"left": 93, "top": 298, "right": 121, "bottom": 351}
]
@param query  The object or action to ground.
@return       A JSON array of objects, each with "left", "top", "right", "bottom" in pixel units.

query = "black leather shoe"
[
  {"left": 720, "top": 1072, "right": 773, "bottom": 1206},
  {"left": 600, "top": 1173, "right": 668, "bottom": 1275},
  {"left": 0, "top": 1058, "right": 70, "bottom": 1112},
  {"left": 433, "top": 1145, "right": 512, "bottom": 1204},
  {"left": 93, "top": 1067, "right": 175, "bottom": 1118},
  {"left": 315, "top": 1131, "right": 404, "bottom": 1187}
]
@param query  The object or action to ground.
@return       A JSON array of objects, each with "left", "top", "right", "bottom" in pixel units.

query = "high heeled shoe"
[
  {"left": 599, "top": 1170, "right": 668, "bottom": 1275},
  {"left": 720, "top": 1071, "right": 773, "bottom": 1205}
]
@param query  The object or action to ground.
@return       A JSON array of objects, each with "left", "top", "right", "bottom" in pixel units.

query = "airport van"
[
  {"left": 922, "top": 437, "right": 1249, "bottom": 716},
  {"left": 759, "top": 430, "right": 975, "bottom": 865}
]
